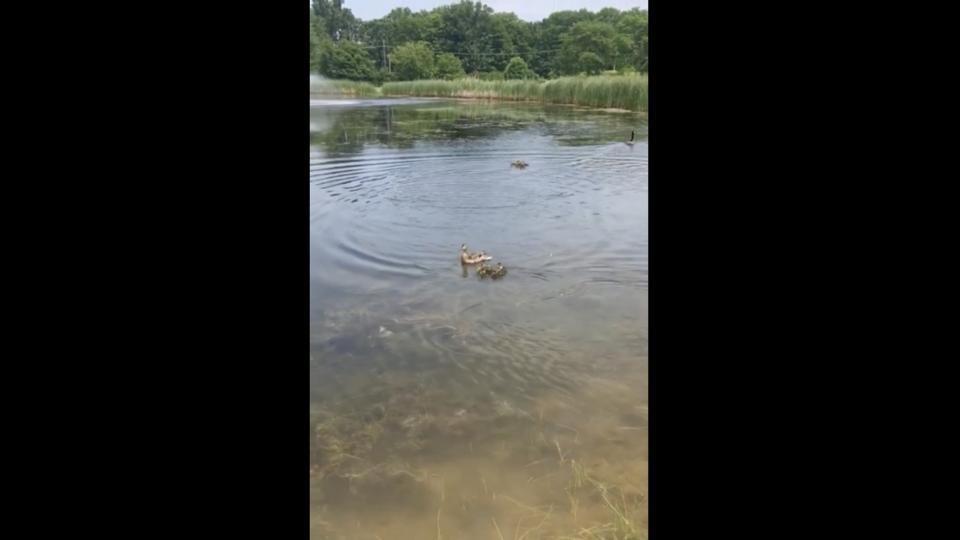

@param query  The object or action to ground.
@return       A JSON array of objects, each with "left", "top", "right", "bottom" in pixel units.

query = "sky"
[{"left": 326, "top": 1, "right": 648, "bottom": 23}]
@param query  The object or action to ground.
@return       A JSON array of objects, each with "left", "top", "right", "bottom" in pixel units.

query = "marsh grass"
[
  {"left": 312, "top": 75, "right": 646, "bottom": 111},
  {"left": 381, "top": 74, "right": 647, "bottom": 112},
  {"left": 311, "top": 78, "right": 381, "bottom": 97}
]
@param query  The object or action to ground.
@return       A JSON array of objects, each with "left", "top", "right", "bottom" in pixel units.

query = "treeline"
[{"left": 310, "top": 0, "right": 647, "bottom": 84}]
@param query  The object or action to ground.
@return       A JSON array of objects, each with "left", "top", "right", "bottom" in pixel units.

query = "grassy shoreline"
[
  {"left": 311, "top": 74, "right": 647, "bottom": 112},
  {"left": 310, "top": 78, "right": 380, "bottom": 97}
]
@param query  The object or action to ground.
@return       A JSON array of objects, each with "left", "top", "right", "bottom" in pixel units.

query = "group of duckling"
[
  {"left": 476, "top": 261, "right": 507, "bottom": 279},
  {"left": 460, "top": 244, "right": 508, "bottom": 280}
]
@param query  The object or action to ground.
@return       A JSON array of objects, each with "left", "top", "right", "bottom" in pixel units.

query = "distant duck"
[
  {"left": 511, "top": 160, "right": 528, "bottom": 169},
  {"left": 460, "top": 244, "right": 492, "bottom": 265},
  {"left": 625, "top": 130, "right": 635, "bottom": 147}
]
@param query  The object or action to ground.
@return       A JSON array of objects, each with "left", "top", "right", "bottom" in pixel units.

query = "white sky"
[{"left": 320, "top": 1, "right": 648, "bottom": 23}]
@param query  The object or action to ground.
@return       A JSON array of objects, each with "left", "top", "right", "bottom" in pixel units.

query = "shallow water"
[{"left": 310, "top": 99, "right": 647, "bottom": 539}]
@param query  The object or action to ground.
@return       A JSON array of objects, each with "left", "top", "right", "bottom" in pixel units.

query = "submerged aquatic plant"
[
  {"left": 560, "top": 459, "right": 647, "bottom": 540},
  {"left": 310, "top": 380, "right": 646, "bottom": 539}
]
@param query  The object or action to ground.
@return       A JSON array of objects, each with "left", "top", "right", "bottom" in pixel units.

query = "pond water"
[{"left": 310, "top": 98, "right": 648, "bottom": 539}]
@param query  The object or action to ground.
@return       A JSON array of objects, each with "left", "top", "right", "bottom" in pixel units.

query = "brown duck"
[{"left": 460, "top": 244, "right": 492, "bottom": 265}]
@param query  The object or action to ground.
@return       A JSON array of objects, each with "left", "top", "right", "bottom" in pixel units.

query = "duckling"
[
  {"left": 490, "top": 262, "right": 507, "bottom": 279},
  {"left": 476, "top": 262, "right": 492, "bottom": 279},
  {"left": 511, "top": 160, "right": 528, "bottom": 169}
]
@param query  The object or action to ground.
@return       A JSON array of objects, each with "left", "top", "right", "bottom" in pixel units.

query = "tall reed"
[
  {"left": 382, "top": 74, "right": 647, "bottom": 112},
  {"left": 310, "top": 78, "right": 380, "bottom": 97}
]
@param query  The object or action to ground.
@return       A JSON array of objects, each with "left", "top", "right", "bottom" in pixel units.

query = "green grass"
[
  {"left": 381, "top": 74, "right": 647, "bottom": 112},
  {"left": 310, "top": 78, "right": 380, "bottom": 97},
  {"left": 310, "top": 74, "right": 647, "bottom": 111}
]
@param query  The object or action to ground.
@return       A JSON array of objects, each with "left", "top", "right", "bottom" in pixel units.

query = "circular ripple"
[{"left": 311, "top": 100, "right": 648, "bottom": 373}]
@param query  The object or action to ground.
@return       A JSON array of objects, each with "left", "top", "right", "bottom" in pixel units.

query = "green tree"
[
  {"left": 503, "top": 56, "right": 531, "bottom": 79},
  {"left": 384, "top": 8, "right": 438, "bottom": 44},
  {"left": 579, "top": 52, "right": 603, "bottom": 75},
  {"left": 490, "top": 12, "right": 532, "bottom": 71},
  {"left": 319, "top": 40, "right": 376, "bottom": 81},
  {"left": 310, "top": 21, "right": 322, "bottom": 72},
  {"left": 612, "top": 33, "right": 633, "bottom": 71},
  {"left": 536, "top": 10, "right": 595, "bottom": 75},
  {"left": 361, "top": 8, "right": 441, "bottom": 70},
  {"left": 435, "top": 53, "right": 466, "bottom": 80},
  {"left": 315, "top": 4, "right": 648, "bottom": 81},
  {"left": 436, "top": 1, "right": 499, "bottom": 73},
  {"left": 595, "top": 7, "right": 622, "bottom": 25},
  {"left": 558, "top": 21, "right": 620, "bottom": 74},
  {"left": 389, "top": 41, "right": 436, "bottom": 80},
  {"left": 309, "top": 11, "right": 332, "bottom": 73},
  {"left": 617, "top": 9, "right": 648, "bottom": 71},
  {"left": 313, "top": 0, "right": 360, "bottom": 41}
]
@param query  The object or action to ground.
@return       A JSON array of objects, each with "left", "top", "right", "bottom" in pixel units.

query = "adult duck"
[{"left": 460, "top": 244, "right": 492, "bottom": 265}]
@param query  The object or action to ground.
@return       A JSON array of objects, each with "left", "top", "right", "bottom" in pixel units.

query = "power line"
[
  {"left": 319, "top": 38, "right": 646, "bottom": 68},
  {"left": 342, "top": 42, "right": 564, "bottom": 57},
  {"left": 335, "top": 41, "right": 644, "bottom": 61}
]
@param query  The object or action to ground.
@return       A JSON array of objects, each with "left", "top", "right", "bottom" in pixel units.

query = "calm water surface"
[{"left": 310, "top": 99, "right": 647, "bottom": 539}]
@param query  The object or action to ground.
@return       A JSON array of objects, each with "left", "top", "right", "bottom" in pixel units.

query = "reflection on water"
[{"left": 311, "top": 99, "right": 647, "bottom": 539}]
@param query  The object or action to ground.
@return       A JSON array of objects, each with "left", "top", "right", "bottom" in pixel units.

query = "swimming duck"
[
  {"left": 490, "top": 263, "right": 507, "bottom": 279},
  {"left": 511, "top": 160, "right": 528, "bottom": 169},
  {"left": 460, "top": 244, "right": 493, "bottom": 265},
  {"left": 461, "top": 244, "right": 480, "bottom": 260},
  {"left": 625, "top": 130, "right": 635, "bottom": 147},
  {"left": 476, "top": 262, "right": 493, "bottom": 278}
]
